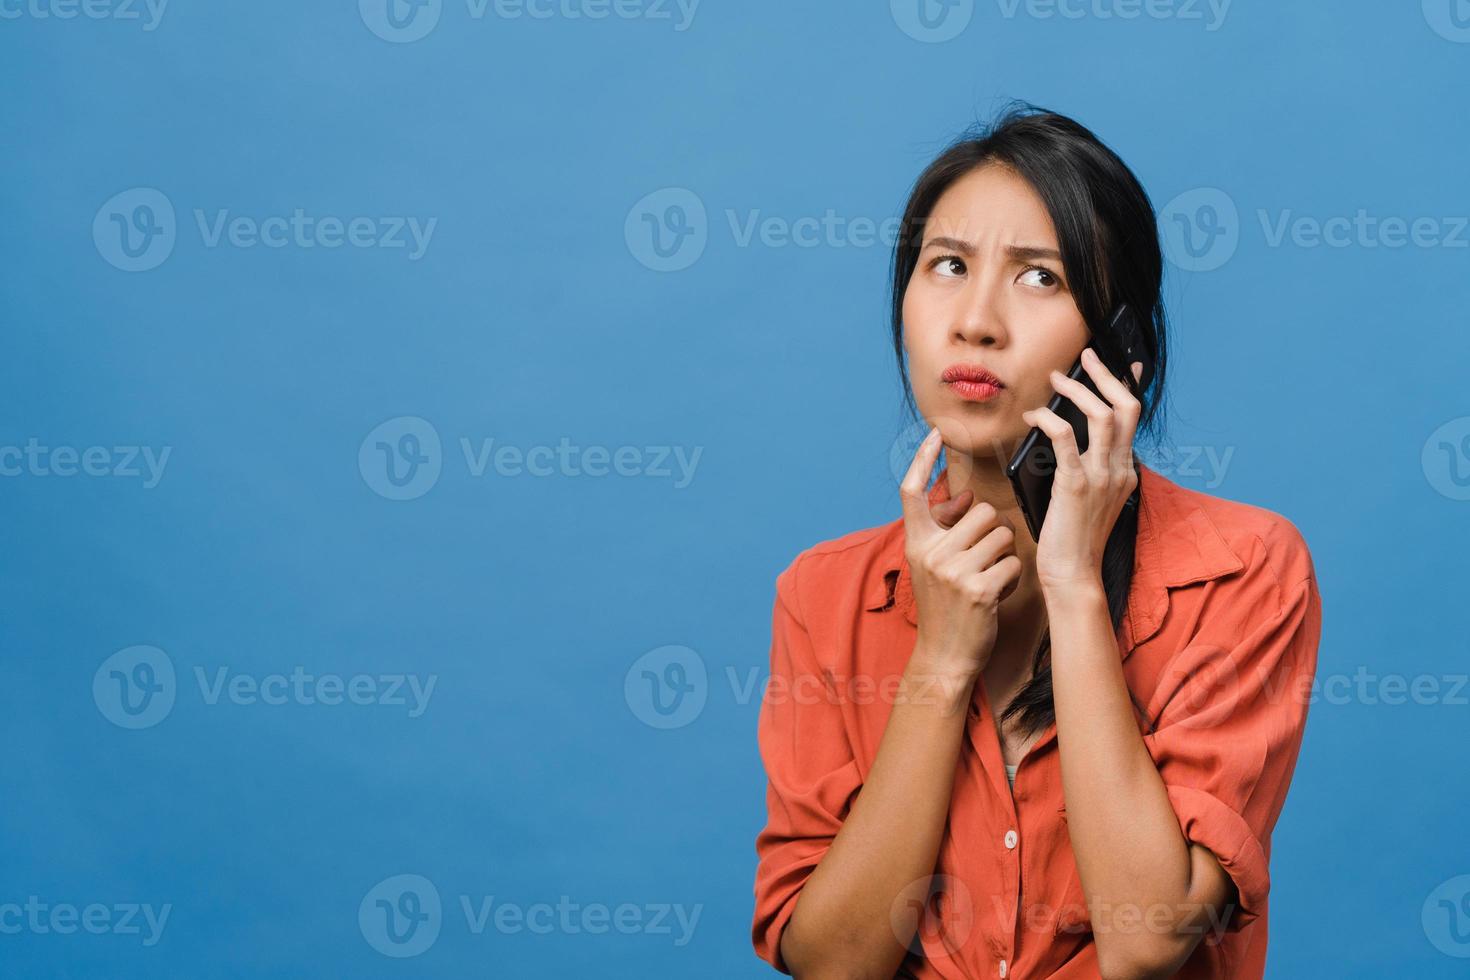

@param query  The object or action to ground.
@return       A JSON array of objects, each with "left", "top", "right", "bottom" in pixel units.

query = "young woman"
[{"left": 750, "top": 105, "right": 1322, "bottom": 979}]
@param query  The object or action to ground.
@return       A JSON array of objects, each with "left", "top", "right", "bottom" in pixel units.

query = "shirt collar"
[{"left": 863, "top": 461, "right": 1245, "bottom": 656}]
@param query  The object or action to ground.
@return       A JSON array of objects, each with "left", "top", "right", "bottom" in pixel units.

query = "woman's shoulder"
[
  {"left": 772, "top": 516, "right": 906, "bottom": 617},
  {"left": 1139, "top": 462, "right": 1316, "bottom": 592}
]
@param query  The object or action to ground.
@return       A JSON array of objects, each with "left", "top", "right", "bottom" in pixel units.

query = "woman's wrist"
[
  {"left": 904, "top": 641, "right": 981, "bottom": 714},
  {"left": 1040, "top": 572, "right": 1108, "bottom": 611}
]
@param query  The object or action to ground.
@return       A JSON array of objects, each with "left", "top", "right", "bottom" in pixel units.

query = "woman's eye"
[
  {"left": 932, "top": 256, "right": 966, "bottom": 278},
  {"left": 1019, "top": 266, "right": 1059, "bottom": 288}
]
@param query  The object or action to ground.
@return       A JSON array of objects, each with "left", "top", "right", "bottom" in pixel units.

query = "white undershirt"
[{"left": 1005, "top": 763, "right": 1019, "bottom": 790}]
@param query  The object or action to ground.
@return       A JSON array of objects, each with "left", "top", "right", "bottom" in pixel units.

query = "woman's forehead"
[{"left": 927, "top": 167, "right": 1058, "bottom": 246}]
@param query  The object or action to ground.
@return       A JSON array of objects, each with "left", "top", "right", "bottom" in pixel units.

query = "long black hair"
[{"left": 889, "top": 101, "right": 1171, "bottom": 738}]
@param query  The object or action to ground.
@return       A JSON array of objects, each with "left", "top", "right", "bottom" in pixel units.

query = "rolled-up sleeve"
[
  {"left": 751, "top": 556, "right": 864, "bottom": 973},
  {"left": 1141, "top": 533, "right": 1322, "bottom": 935}
]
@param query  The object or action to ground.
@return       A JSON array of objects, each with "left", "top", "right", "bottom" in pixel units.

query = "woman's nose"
[{"left": 952, "top": 287, "right": 1007, "bottom": 347}]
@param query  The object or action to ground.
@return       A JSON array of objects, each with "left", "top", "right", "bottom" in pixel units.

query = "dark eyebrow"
[
  {"left": 1006, "top": 244, "right": 1062, "bottom": 262},
  {"left": 920, "top": 237, "right": 1062, "bottom": 262}
]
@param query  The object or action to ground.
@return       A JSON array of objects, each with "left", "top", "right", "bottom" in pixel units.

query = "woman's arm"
[
  {"left": 779, "top": 426, "right": 1022, "bottom": 978},
  {"left": 1044, "top": 579, "right": 1236, "bottom": 980},
  {"left": 1021, "top": 350, "right": 1298, "bottom": 978},
  {"left": 777, "top": 649, "right": 980, "bottom": 979},
  {"left": 1023, "top": 352, "right": 1234, "bottom": 978}
]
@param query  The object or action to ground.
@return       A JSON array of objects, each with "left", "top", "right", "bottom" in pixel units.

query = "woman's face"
[{"left": 902, "top": 163, "right": 1091, "bottom": 462}]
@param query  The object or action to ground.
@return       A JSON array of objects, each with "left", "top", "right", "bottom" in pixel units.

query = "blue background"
[{"left": 3, "top": 1, "right": 1468, "bottom": 976}]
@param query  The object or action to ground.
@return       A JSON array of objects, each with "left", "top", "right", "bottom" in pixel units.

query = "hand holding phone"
[{"left": 1004, "top": 304, "right": 1152, "bottom": 541}]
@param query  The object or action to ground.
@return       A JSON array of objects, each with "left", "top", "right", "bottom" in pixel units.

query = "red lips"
[
  {"left": 942, "top": 363, "right": 1005, "bottom": 403},
  {"left": 941, "top": 364, "right": 1005, "bottom": 387}
]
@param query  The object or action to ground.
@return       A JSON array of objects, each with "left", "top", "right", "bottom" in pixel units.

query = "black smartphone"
[{"left": 1004, "top": 304, "right": 1154, "bottom": 541}]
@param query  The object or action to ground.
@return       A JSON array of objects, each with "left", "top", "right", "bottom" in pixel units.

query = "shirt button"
[
  {"left": 1004, "top": 829, "right": 1018, "bottom": 849},
  {"left": 999, "top": 958, "right": 1009, "bottom": 978}
]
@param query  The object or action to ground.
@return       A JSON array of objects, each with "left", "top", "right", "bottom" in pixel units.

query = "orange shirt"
[{"left": 751, "top": 461, "right": 1322, "bottom": 978}]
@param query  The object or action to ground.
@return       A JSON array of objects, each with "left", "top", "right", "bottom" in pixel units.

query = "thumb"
[{"left": 931, "top": 488, "right": 973, "bottom": 530}]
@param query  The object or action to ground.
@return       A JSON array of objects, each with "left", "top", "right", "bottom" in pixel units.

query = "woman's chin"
[{"left": 937, "top": 426, "right": 1027, "bottom": 464}]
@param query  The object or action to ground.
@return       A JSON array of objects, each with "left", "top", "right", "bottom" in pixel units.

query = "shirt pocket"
[{"left": 1052, "top": 804, "right": 1092, "bottom": 937}]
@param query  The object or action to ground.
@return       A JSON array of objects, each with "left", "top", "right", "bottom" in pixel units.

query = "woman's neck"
[{"left": 942, "top": 451, "right": 1035, "bottom": 568}]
